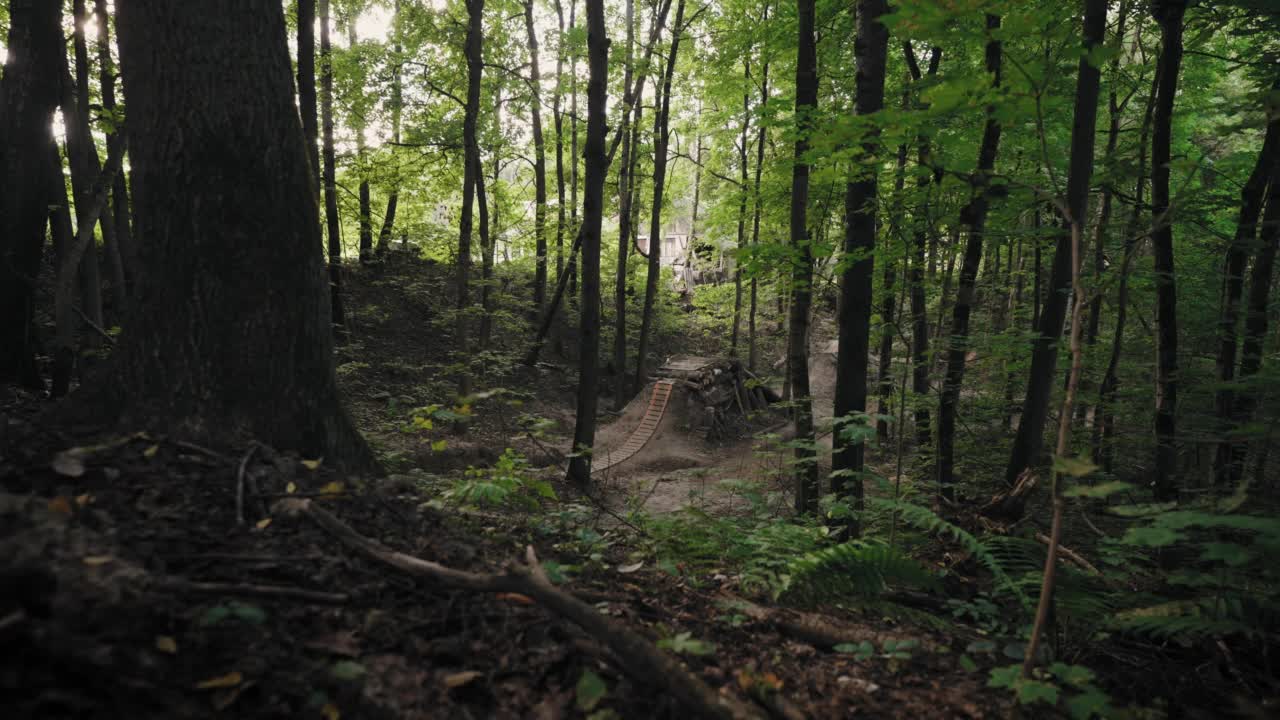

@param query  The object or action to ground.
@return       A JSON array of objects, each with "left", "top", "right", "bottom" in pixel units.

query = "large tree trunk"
[
  {"left": 377, "top": 0, "right": 403, "bottom": 254},
  {"left": 565, "top": 0, "right": 609, "bottom": 488},
  {"left": 903, "top": 42, "right": 941, "bottom": 448},
  {"left": 831, "top": 0, "right": 889, "bottom": 533},
  {"left": 319, "top": 0, "right": 346, "bottom": 334},
  {"left": 611, "top": 0, "right": 637, "bottom": 409},
  {"left": 525, "top": 0, "right": 550, "bottom": 314},
  {"left": 106, "top": 0, "right": 376, "bottom": 471},
  {"left": 457, "top": 0, "right": 484, "bottom": 394},
  {"left": 633, "top": 0, "right": 686, "bottom": 394},
  {"left": 1212, "top": 90, "right": 1278, "bottom": 486},
  {"left": 0, "top": 0, "right": 63, "bottom": 390},
  {"left": 1004, "top": 0, "right": 1106, "bottom": 488},
  {"left": 349, "top": 25, "right": 374, "bottom": 264},
  {"left": 790, "top": 0, "right": 820, "bottom": 514},
  {"left": 936, "top": 15, "right": 1003, "bottom": 496},
  {"left": 1149, "top": 0, "right": 1185, "bottom": 501}
]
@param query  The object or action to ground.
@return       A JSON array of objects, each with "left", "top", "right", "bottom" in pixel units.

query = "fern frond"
[
  {"left": 783, "top": 540, "right": 938, "bottom": 604},
  {"left": 868, "top": 498, "right": 1028, "bottom": 607}
]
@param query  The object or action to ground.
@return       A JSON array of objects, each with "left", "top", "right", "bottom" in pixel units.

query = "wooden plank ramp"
[{"left": 593, "top": 380, "right": 675, "bottom": 474}]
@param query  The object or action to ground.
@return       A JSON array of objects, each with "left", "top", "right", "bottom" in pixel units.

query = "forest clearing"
[{"left": 2, "top": 0, "right": 1279, "bottom": 717}]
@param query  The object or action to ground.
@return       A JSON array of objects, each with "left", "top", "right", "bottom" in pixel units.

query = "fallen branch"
[
  {"left": 1034, "top": 533, "right": 1102, "bottom": 576},
  {"left": 154, "top": 578, "right": 348, "bottom": 605},
  {"left": 730, "top": 596, "right": 936, "bottom": 653},
  {"left": 274, "top": 498, "right": 765, "bottom": 720}
]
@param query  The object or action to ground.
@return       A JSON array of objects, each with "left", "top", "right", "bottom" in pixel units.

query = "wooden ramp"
[{"left": 593, "top": 380, "right": 675, "bottom": 474}]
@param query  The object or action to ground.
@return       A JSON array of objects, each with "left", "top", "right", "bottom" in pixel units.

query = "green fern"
[
  {"left": 868, "top": 498, "right": 1028, "bottom": 607},
  {"left": 783, "top": 540, "right": 939, "bottom": 604}
]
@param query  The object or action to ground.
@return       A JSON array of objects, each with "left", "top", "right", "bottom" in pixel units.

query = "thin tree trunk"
[
  {"left": 457, "top": 0, "right": 484, "bottom": 394},
  {"left": 1093, "top": 67, "right": 1158, "bottom": 471},
  {"left": 611, "top": 0, "right": 636, "bottom": 407},
  {"left": 553, "top": 0, "right": 567, "bottom": 304},
  {"left": 525, "top": 0, "right": 550, "bottom": 313},
  {"left": 477, "top": 150, "right": 494, "bottom": 351},
  {"left": 1, "top": 0, "right": 62, "bottom": 389},
  {"left": 748, "top": 17, "right": 770, "bottom": 374},
  {"left": 347, "top": 24, "right": 374, "bottom": 264},
  {"left": 1212, "top": 90, "right": 1278, "bottom": 486},
  {"left": 93, "top": 0, "right": 133, "bottom": 304},
  {"left": 319, "top": 0, "right": 346, "bottom": 334},
  {"left": 377, "top": 0, "right": 402, "bottom": 253},
  {"left": 903, "top": 42, "right": 941, "bottom": 448},
  {"left": 565, "top": 0, "right": 609, "bottom": 488},
  {"left": 297, "top": 0, "right": 321, "bottom": 187},
  {"left": 633, "top": 0, "right": 687, "bottom": 394},
  {"left": 1004, "top": 0, "right": 1106, "bottom": 489},
  {"left": 790, "top": 0, "right": 820, "bottom": 514},
  {"left": 937, "top": 14, "right": 1003, "bottom": 496},
  {"left": 1234, "top": 163, "right": 1280, "bottom": 483},
  {"left": 568, "top": 0, "right": 580, "bottom": 301},
  {"left": 876, "top": 136, "right": 908, "bottom": 442},
  {"left": 731, "top": 76, "right": 748, "bottom": 356},
  {"left": 1150, "top": 0, "right": 1185, "bottom": 501},
  {"left": 831, "top": 0, "right": 889, "bottom": 534}
]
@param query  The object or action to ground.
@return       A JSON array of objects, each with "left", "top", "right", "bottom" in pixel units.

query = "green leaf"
[
  {"left": 658, "top": 631, "right": 717, "bottom": 657},
  {"left": 1066, "top": 688, "right": 1113, "bottom": 719},
  {"left": 1063, "top": 481, "right": 1133, "bottom": 498},
  {"left": 959, "top": 655, "right": 979, "bottom": 673},
  {"left": 431, "top": 439, "right": 448, "bottom": 452},
  {"left": 1017, "top": 680, "right": 1060, "bottom": 706},
  {"left": 1048, "top": 662, "right": 1094, "bottom": 687},
  {"left": 1198, "top": 542, "right": 1253, "bottom": 567},
  {"left": 1122, "top": 525, "right": 1182, "bottom": 547},
  {"left": 575, "top": 670, "right": 608, "bottom": 712},
  {"left": 330, "top": 660, "right": 367, "bottom": 682},
  {"left": 1053, "top": 454, "right": 1098, "bottom": 478}
]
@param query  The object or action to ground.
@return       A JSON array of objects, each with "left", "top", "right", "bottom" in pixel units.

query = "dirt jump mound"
[{"left": 592, "top": 356, "right": 778, "bottom": 477}]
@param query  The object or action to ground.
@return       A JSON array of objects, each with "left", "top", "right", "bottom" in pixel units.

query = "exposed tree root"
[{"left": 273, "top": 498, "right": 768, "bottom": 720}]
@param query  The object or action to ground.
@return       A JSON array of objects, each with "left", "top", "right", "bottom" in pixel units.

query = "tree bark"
[
  {"left": 457, "top": 0, "right": 484, "bottom": 395},
  {"left": 0, "top": 0, "right": 63, "bottom": 389},
  {"left": 553, "top": 0, "right": 568, "bottom": 302},
  {"left": 377, "top": 0, "right": 403, "bottom": 253},
  {"left": 731, "top": 77, "right": 749, "bottom": 357},
  {"left": 831, "top": 0, "right": 889, "bottom": 532},
  {"left": 568, "top": 0, "right": 580, "bottom": 301},
  {"left": 105, "top": 0, "right": 376, "bottom": 471},
  {"left": 748, "top": 25, "right": 770, "bottom": 373},
  {"left": 566, "top": 0, "right": 611, "bottom": 488},
  {"left": 903, "top": 42, "right": 941, "bottom": 448},
  {"left": 525, "top": 0, "right": 550, "bottom": 314},
  {"left": 90, "top": 0, "right": 132, "bottom": 308},
  {"left": 1150, "top": 0, "right": 1185, "bottom": 501},
  {"left": 936, "top": 15, "right": 1003, "bottom": 497},
  {"left": 1093, "top": 67, "right": 1158, "bottom": 472},
  {"left": 1004, "top": 0, "right": 1106, "bottom": 488},
  {"left": 790, "top": 0, "right": 820, "bottom": 514},
  {"left": 612, "top": 0, "right": 637, "bottom": 409},
  {"left": 633, "top": 0, "right": 687, "bottom": 395},
  {"left": 319, "top": 0, "right": 346, "bottom": 335},
  {"left": 297, "top": 0, "right": 321, "bottom": 187},
  {"left": 1234, "top": 158, "right": 1280, "bottom": 481},
  {"left": 1212, "top": 91, "right": 1278, "bottom": 486},
  {"left": 348, "top": 24, "right": 374, "bottom": 265}
]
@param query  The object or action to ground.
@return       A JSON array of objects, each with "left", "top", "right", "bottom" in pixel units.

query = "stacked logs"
[{"left": 662, "top": 358, "right": 780, "bottom": 441}]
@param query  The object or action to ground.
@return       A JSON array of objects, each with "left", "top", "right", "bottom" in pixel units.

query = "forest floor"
[{"left": 2, "top": 253, "right": 1187, "bottom": 718}]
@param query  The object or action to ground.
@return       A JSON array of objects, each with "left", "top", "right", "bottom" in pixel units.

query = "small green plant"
[
  {"left": 988, "top": 662, "right": 1113, "bottom": 719},
  {"left": 443, "top": 449, "right": 556, "bottom": 509},
  {"left": 783, "top": 540, "right": 939, "bottom": 604}
]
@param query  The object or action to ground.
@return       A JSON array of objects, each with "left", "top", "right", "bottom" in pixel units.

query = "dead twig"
[
  {"left": 155, "top": 578, "right": 349, "bottom": 605},
  {"left": 1034, "top": 533, "right": 1102, "bottom": 576},
  {"left": 235, "top": 443, "right": 259, "bottom": 526},
  {"left": 275, "top": 498, "right": 766, "bottom": 720}
]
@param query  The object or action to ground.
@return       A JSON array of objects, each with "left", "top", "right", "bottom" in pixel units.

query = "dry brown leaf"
[
  {"left": 443, "top": 670, "right": 483, "bottom": 689},
  {"left": 155, "top": 635, "right": 178, "bottom": 654},
  {"left": 143, "top": 444, "right": 160, "bottom": 458},
  {"left": 195, "top": 671, "right": 243, "bottom": 690},
  {"left": 47, "top": 496, "right": 73, "bottom": 516},
  {"left": 82, "top": 555, "right": 113, "bottom": 566},
  {"left": 211, "top": 680, "right": 253, "bottom": 710},
  {"left": 321, "top": 703, "right": 341, "bottom": 720},
  {"left": 319, "top": 481, "right": 344, "bottom": 496},
  {"left": 286, "top": 482, "right": 298, "bottom": 494},
  {"left": 51, "top": 451, "right": 86, "bottom": 477},
  {"left": 495, "top": 592, "right": 534, "bottom": 605},
  {"left": 255, "top": 517, "right": 272, "bottom": 530}
]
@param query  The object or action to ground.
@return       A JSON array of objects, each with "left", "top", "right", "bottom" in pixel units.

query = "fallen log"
[{"left": 274, "top": 499, "right": 766, "bottom": 720}]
